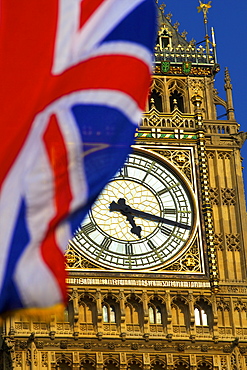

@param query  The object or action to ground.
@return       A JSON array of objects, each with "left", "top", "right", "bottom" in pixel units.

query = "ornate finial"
[
  {"left": 165, "top": 12, "right": 173, "bottom": 22},
  {"left": 197, "top": 1, "right": 212, "bottom": 57},
  {"left": 173, "top": 99, "right": 178, "bottom": 110},
  {"left": 173, "top": 21, "right": 180, "bottom": 31},
  {"left": 197, "top": 1, "right": 212, "bottom": 14},
  {"left": 150, "top": 98, "right": 156, "bottom": 109},
  {"left": 181, "top": 30, "right": 188, "bottom": 40},
  {"left": 159, "top": 3, "right": 166, "bottom": 14},
  {"left": 224, "top": 67, "right": 232, "bottom": 89}
]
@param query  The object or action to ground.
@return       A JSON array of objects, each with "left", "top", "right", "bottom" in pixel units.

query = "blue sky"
[{"left": 157, "top": 1, "right": 247, "bottom": 198}]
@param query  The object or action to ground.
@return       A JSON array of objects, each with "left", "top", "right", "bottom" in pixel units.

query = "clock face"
[{"left": 73, "top": 150, "right": 197, "bottom": 270}]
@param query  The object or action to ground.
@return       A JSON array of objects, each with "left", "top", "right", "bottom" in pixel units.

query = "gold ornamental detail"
[
  {"left": 65, "top": 243, "right": 102, "bottom": 270},
  {"left": 151, "top": 148, "right": 192, "bottom": 182},
  {"left": 163, "top": 239, "right": 201, "bottom": 273}
]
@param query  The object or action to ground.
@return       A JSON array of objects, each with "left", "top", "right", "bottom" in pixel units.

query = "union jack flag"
[{"left": 0, "top": 0, "right": 156, "bottom": 315}]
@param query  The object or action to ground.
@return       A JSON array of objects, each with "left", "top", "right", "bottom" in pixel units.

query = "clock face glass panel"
[{"left": 73, "top": 151, "right": 196, "bottom": 270}]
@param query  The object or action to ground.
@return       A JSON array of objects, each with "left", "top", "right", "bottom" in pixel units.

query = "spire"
[
  {"left": 154, "top": 2, "right": 217, "bottom": 71},
  {"left": 224, "top": 67, "right": 235, "bottom": 121},
  {"left": 197, "top": 1, "right": 212, "bottom": 56}
]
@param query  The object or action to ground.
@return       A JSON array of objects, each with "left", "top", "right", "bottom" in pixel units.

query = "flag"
[{"left": 0, "top": 0, "right": 156, "bottom": 315}]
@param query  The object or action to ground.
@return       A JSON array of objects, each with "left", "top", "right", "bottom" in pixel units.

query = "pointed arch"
[
  {"left": 127, "top": 358, "right": 142, "bottom": 370},
  {"left": 148, "top": 295, "right": 167, "bottom": 332},
  {"left": 171, "top": 296, "right": 190, "bottom": 334},
  {"left": 149, "top": 78, "right": 165, "bottom": 111},
  {"left": 102, "top": 293, "right": 120, "bottom": 332},
  {"left": 78, "top": 293, "right": 97, "bottom": 332},
  {"left": 56, "top": 355, "right": 72, "bottom": 370},
  {"left": 167, "top": 79, "right": 187, "bottom": 113},
  {"left": 104, "top": 358, "right": 119, "bottom": 370},
  {"left": 150, "top": 358, "right": 166, "bottom": 370},
  {"left": 125, "top": 293, "right": 144, "bottom": 332},
  {"left": 194, "top": 297, "right": 213, "bottom": 332},
  {"left": 80, "top": 357, "right": 96, "bottom": 370}
]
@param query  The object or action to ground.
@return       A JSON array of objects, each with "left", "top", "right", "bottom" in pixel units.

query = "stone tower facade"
[{"left": 2, "top": 4, "right": 247, "bottom": 370}]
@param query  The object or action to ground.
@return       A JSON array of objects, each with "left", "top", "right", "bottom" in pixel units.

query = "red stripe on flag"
[
  {"left": 42, "top": 115, "right": 72, "bottom": 301},
  {"left": 48, "top": 55, "right": 151, "bottom": 111},
  {"left": 79, "top": 0, "right": 105, "bottom": 29}
]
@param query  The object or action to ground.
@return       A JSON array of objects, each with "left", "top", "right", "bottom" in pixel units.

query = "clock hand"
[
  {"left": 110, "top": 198, "right": 190, "bottom": 230},
  {"left": 110, "top": 198, "right": 142, "bottom": 238}
]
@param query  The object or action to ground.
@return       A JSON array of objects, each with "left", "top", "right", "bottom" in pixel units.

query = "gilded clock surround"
[{"left": 70, "top": 146, "right": 203, "bottom": 274}]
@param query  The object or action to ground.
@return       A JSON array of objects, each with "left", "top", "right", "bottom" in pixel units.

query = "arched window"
[
  {"left": 78, "top": 296, "right": 97, "bottom": 331},
  {"left": 56, "top": 358, "right": 72, "bottom": 370},
  {"left": 171, "top": 297, "right": 190, "bottom": 335},
  {"left": 102, "top": 304, "right": 116, "bottom": 323},
  {"left": 128, "top": 360, "right": 142, "bottom": 370},
  {"left": 110, "top": 305, "right": 116, "bottom": 323},
  {"left": 194, "top": 298, "right": 213, "bottom": 333},
  {"left": 125, "top": 296, "right": 144, "bottom": 332},
  {"left": 57, "top": 363, "right": 71, "bottom": 370},
  {"left": 149, "top": 90, "right": 163, "bottom": 111},
  {"left": 104, "top": 359, "right": 119, "bottom": 370},
  {"left": 170, "top": 90, "right": 184, "bottom": 112},
  {"left": 149, "top": 305, "right": 162, "bottom": 324},
  {"left": 194, "top": 307, "right": 208, "bottom": 326},
  {"left": 151, "top": 359, "right": 166, "bottom": 370},
  {"left": 175, "top": 362, "right": 190, "bottom": 370},
  {"left": 80, "top": 359, "right": 96, "bottom": 370},
  {"left": 149, "top": 306, "right": 155, "bottom": 324}
]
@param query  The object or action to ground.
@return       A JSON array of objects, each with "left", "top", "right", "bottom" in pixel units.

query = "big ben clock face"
[{"left": 73, "top": 149, "right": 197, "bottom": 270}]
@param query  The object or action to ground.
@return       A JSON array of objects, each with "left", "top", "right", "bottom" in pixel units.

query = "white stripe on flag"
[{"left": 53, "top": 0, "right": 146, "bottom": 74}]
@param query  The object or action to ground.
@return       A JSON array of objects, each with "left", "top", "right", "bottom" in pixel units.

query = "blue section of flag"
[
  {"left": 0, "top": 199, "right": 28, "bottom": 313},
  {"left": 103, "top": 0, "right": 157, "bottom": 51},
  {"left": 71, "top": 104, "right": 135, "bottom": 222}
]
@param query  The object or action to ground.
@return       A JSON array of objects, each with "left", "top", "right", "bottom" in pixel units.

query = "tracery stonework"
[
  {"left": 226, "top": 234, "right": 241, "bottom": 251},
  {"left": 209, "top": 187, "right": 219, "bottom": 206},
  {"left": 164, "top": 241, "right": 202, "bottom": 273},
  {"left": 221, "top": 188, "right": 236, "bottom": 206},
  {"left": 152, "top": 148, "right": 192, "bottom": 181}
]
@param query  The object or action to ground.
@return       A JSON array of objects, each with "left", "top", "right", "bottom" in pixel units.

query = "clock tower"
[{"left": 2, "top": 3, "right": 247, "bottom": 370}]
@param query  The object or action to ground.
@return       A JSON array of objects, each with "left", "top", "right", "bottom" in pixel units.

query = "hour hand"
[
  {"left": 110, "top": 199, "right": 190, "bottom": 231},
  {"left": 110, "top": 199, "right": 142, "bottom": 238}
]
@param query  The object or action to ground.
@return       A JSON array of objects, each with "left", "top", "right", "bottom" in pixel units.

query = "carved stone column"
[
  {"left": 143, "top": 353, "right": 150, "bottom": 370},
  {"left": 119, "top": 289, "right": 126, "bottom": 335},
  {"left": 165, "top": 291, "right": 173, "bottom": 338},
  {"left": 188, "top": 291, "right": 195, "bottom": 339},
  {"left": 142, "top": 290, "right": 149, "bottom": 336},
  {"left": 96, "top": 352, "right": 104, "bottom": 370},
  {"left": 96, "top": 289, "right": 103, "bottom": 333},
  {"left": 73, "top": 352, "right": 80, "bottom": 370},
  {"left": 190, "top": 354, "right": 197, "bottom": 370},
  {"left": 211, "top": 293, "right": 219, "bottom": 341},
  {"left": 72, "top": 288, "right": 79, "bottom": 336},
  {"left": 166, "top": 353, "right": 174, "bottom": 369},
  {"left": 120, "top": 353, "right": 127, "bottom": 370}
]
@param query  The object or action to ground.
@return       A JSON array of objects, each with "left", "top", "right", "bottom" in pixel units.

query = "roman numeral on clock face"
[
  {"left": 82, "top": 221, "right": 96, "bottom": 235},
  {"left": 101, "top": 237, "right": 111, "bottom": 251},
  {"left": 125, "top": 244, "right": 133, "bottom": 255},
  {"left": 160, "top": 226, "right": 172, "bottom": 236},
  {"left": 164, "top": 208, "right": 176, "bottom": 214},
  {"left": 120, "top": 165, "right": 128, "bottom": 178},
  {"left": 147, "top": 240, "right": 156, "bottom": 250}
]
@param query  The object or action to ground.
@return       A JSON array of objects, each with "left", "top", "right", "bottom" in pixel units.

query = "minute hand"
[{"left": 129, "top": 208, "right": 191, "bottom": 230}]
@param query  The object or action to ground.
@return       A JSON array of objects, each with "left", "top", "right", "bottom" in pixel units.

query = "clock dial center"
[{"left": 91, "top": 179, "right": 160, "bottom": 241}]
